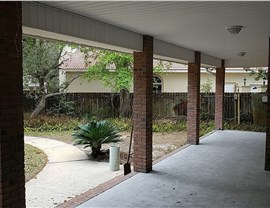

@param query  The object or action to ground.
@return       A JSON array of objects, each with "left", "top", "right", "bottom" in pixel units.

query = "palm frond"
[{"left": 72, "top": 120, "right": 120, "bottom": 155}]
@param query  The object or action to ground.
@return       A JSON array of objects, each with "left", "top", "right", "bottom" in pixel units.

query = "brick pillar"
[
  {"left": 187, "top": 52, "right": 201, "bottom": 145},
  {"left": 133, "top": 35, "right": 153, "bottom": 172},
  {"left": 215, "top": 60, "right": 225, "bottom": 130},
  {"left": 0, "top": 2, "right": 25, "bottom": 207},
  {"left": 265, "top": 37, "right": 270, "bottom": 171}
]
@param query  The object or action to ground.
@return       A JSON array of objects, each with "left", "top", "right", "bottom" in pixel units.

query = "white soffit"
[
  {"left": 23, "top": 1, "right": 270, "bottom": 67},
  {"left": 22, "top": 1, "right": 218, "bottom": 66}
]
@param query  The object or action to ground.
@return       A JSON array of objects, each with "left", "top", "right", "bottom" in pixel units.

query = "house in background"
[{"left": 60, "top": 49, "right": 267, "bottom": 93}]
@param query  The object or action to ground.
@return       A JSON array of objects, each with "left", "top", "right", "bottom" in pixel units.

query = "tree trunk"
[
  {"left": 91, "top": 145, "right": 102, "bottom": 159},
  {"left": 30, "top": 94, "right": 47, "bottom": 118},
  {"left": 119, "top": 88, "right": 131, "bottom": 117}
]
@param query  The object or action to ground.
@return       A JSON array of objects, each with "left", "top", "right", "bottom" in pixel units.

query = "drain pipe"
[{"left": 109, "top": 146, "right": 120, "bottom": 171}]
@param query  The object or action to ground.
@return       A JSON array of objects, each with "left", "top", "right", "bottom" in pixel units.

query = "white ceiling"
[{"left": 42, "top": 1, "right": 270, "bottom": 67}]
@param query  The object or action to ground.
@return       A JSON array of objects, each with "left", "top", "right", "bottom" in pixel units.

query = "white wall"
[
  {"left": 65, "top": 72, "right": 111, "bottom": 93},
  {"left": 64, "top": 70, "right": 266, "bottom": 93}
]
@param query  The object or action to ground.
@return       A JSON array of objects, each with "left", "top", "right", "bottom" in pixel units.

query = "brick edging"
[{"left": 56, "top": 171, "right": 137, "bottom": 208}]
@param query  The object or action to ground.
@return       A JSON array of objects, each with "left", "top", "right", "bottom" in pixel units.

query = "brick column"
[
  {"left": 133, "top": 35, "right": 153, "bottom": 172},
  {"left": 0, "top": 2, "right": 25, "bottom": 207},
  {"left": 187, "top": 52, "right": 201, "bottom": 145},
  {"left": 265, "top": 37, "right": 270, "bottom": 171},
  {"left": 215, "top": 60, "right": 225, "bottom": 130}
]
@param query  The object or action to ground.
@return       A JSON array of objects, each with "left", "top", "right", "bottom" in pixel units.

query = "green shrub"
[
  {"left": 224, "top": 121, "right": 266, "bottom": 132},
  {"left": 72, "top": 120, "right": 120, "bottom": 159},
  {"left": 199, "top": 121, "right": 215, "bottom": 137},
  {"left": 47, "top": 97, "right": 76, "bottom": 116},
  {"left": 107, "top": 118, "right": 187, "bottom": 133},
  {"left": 24, "top": 113, "right": 80, "bottom": 132},
  {"left": 108, "top": 117, "right": 132, "bottom": 132},
  {"left": 153, "top": 119, "right": 186, "bottom": 132}
]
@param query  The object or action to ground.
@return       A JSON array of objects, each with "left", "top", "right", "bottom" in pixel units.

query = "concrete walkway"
[
  {"left": 78, "top": 130, "right": 270, "bottom": 208},
  {"left": 25, "top": 136, "right": 123, "bottom": 208}
]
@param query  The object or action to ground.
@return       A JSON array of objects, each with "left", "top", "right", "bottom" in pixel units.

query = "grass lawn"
[{"left": 25, "top": 144, "right": 48, "bottom": 182}]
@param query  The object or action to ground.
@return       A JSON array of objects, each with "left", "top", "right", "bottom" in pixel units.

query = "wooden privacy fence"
[{"left": 24, "top": 92, "right": 267, "bottom": 123}]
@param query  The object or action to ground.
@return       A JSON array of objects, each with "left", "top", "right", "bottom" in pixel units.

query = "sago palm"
[{"left": 72, "top": 120, "right": 120, "bottom": 158}]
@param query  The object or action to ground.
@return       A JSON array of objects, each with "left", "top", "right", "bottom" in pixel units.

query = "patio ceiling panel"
[
  {"left": 22, "top": 2, "right": 223, "bottom": 67},
  {"left": 39, "top": 1, "right": 270, "bottom": 68}
]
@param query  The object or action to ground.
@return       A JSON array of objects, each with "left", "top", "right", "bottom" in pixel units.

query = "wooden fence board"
[{"left": 24, "top": 92, "right": 267, "bottom": 122}]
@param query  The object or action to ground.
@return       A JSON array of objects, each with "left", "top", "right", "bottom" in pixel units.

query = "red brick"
[
  {"left": 215, "top": 60, "right": 225, "bottom": 130},
  {"left": 133, "top": 36, "right": 153, "bottom": 173},
  {"left": 187, "top": 52, "right": 201, "bottom": 145},
  {"left": 265, "top": 38, "right": 270, "bottom": 171},
  {"left": 0, "top": 2, "right": 25, "bottom": 207}
]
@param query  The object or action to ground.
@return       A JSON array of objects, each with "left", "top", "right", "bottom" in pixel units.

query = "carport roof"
[{"left": 23, "top": 1, "right": 270, "bottom": 68}]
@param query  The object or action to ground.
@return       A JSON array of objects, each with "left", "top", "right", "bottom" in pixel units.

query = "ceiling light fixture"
[
  {"left": 226, "top": 25, "right": 243, "bottom": 35},
  {"left": 237, "top": 52, "right": 246, "bottom": 57}
]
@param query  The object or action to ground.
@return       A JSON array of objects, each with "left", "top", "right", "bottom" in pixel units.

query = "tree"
[
  {"left": 200, "top": 78, "right": 213, "bottom": 93},
  {"left": 83, "top": 48, "right": 170, "bottom": 117},
  {"left": 23, "top": 37, "right": 80, "bottom": 117},
  {"left": 83, "top": 49, "right": 132, "bottom": 117},
  {"left": 244, "top": 67, "right": 267, "bottom": 81}
]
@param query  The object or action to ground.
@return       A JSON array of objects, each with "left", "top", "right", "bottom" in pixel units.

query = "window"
[{"left": 153, "top": 75, "right": 162, "bottom": 93}]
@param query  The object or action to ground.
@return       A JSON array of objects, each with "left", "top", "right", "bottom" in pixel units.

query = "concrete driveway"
[{"left": 78, "top": 130, "right": 270, "bottom": 208}]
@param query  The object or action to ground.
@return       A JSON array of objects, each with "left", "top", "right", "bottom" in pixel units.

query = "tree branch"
[{"left": 59, "top": 74, "right": 82, "bottom": 92}]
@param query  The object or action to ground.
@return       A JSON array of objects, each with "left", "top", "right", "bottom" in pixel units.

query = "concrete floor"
[{"left": 78, "top": 130, "right": 270, "bottom": 208}]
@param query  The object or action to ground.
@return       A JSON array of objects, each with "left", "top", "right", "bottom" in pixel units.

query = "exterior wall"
[
  {"left": 64, "top": 70, "right": 265, "bottom": 93},
  {"left": 0, "top": 2, "right": 25, "bottom": 207},
  {"left": 65, "top": 72, "right": 111, "bottom": 93},
  {"left": 159, "top": 73, "right": 188, "bottom": 92}
]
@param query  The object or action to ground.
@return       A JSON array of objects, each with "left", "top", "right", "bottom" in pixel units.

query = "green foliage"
[
  {"left": 85, "top": 50, "right": 133, "bottom": 92},
  {"left": 82, "top": 47, "right": 168, "bottom": 92},
  {"left": 47, "top": 97, "right": 76, "bottom": 116},
  {"left": 72, "top": 120, "right": 121, "bottom": 158},
  {"left": 108, "top": 118, "right": 187, "bottom": 133},
  {"left": 82, "top": 107, "right": 112, "bottom": 120},
  {"left": 24, "top": 113, "right": 79, "bottom": 132},
  {"left": 224, "top": 121, "right": 266, "bottom": 132},
  {"left": 25, "top": 144, "right": 47, "bottom": 182},
  {"left": 244, "top": 67, "right": 267, "bottom": 81},
  {"left": 108, "top": 118, "right": 132, "bottom": 132},
  {"left": 23, "top": 37, "right": 65, "bottom": 93},
  {"left": 200, "top": 78, "right": 213, "bottom": 93},
  {"left": 199, "top": 121, "right": 215, "bottom": 137},
  {"left": 153, "top": 119, "right": 186, "bottom": 132}
]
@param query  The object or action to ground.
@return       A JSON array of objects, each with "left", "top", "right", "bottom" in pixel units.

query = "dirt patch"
[
  {"left": 92, "top": 131, "right": 187, "bottom": 164},
  {"left": 31, "top": 131, "right": 187, "bottom": 164}
]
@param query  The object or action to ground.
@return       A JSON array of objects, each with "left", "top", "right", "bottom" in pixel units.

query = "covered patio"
[
  {"left": 78, "top": 130, "right": 270, "bottom": 207},
  {"left": 1, "top": 1, "right": 270, "bottom": 207}
]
